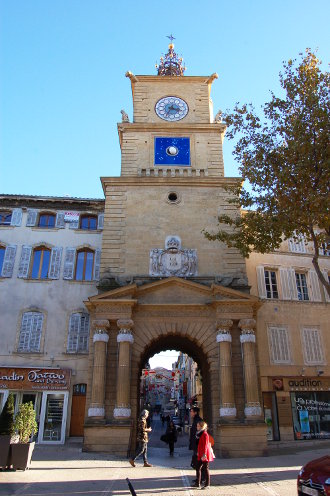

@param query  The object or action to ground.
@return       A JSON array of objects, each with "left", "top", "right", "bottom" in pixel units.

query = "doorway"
[{"left": 70, "top": 384, "right": 87, "bottom": 436}]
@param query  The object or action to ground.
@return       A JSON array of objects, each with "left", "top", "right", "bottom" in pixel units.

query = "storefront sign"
[
  {"left": 0, "top": 367, "right": 71, "bottom": 391},
  {"left": 271, "top": 377, "right": 330, "bottom": 391},
  {"left": 64, "top": 211, "right": 79, "bottom": 222}
]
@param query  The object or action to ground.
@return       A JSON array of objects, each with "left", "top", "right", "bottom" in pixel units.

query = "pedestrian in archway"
[
  {"left": 165, "top": 420, "right": 177, "bottom": 456},
  {"left": 129, "top": 409, "right": 152, "bottom": 467},
  {"left": 189, "top": 406, "right": 202, "bottom": 471},
  {"left": 194, "top": 420, "right": 214, "bottom": 489}
]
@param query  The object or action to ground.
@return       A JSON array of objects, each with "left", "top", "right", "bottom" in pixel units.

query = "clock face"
[{"left": 155, "top": 96, "right": 188, "bottom": 121}]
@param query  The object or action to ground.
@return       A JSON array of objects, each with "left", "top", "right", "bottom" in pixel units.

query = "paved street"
[{"left": 1, "top": 416, "right": 330, "bottom": 496}]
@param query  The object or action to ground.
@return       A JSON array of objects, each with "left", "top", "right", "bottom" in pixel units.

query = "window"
[
  {"left": 0, "top": 247, "right": 5, "bottom": 274},
  {"left": 319, "top": 242, "right": 330, "bottom": 256},
  {"left": 67, "top": 313, "right": 90, "bottom": 353},
  {"left": 288, "top": 236, "right": 306, "bottom": 253},
  {"left": 0, "top": 244, "right": 17, "bottom": 278},
  {"left": 0, "top": 211, "right": 12, "bottom": 226},
  {"left": 295, "top": 273, "right": 309, "bottom": 301},
  {"left": 75, "top": 249, "right": 94, "bottom": 281},
  {"left": 268, "top": 326, "right": 291, "bottom": 364},
  {"left": 38, "top": 213, "right": 56, "bottom": 228},
  {"left": 18, "top": 312, "right": 43, "bottom": 352},
  {"left": 31, "top": 246, "right": 51, "bottom": 279},
  {"left": 80, "top": 215, "right": 97, "bottom": 230},
  {"left": 264, "top": 270, "right": 278, "bottom": 299},
  {"left": 302, "top": 327, "right": 324, "bottom": 365}
]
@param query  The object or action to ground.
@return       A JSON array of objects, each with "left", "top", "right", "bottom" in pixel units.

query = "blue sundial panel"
[{"left": 154, "top": 137, "right": 190, "bottom": 166}]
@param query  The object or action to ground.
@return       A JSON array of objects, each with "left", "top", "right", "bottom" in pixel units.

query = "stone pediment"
[{"left": 87, "top": 277, "right": 258, "bottom": 307}]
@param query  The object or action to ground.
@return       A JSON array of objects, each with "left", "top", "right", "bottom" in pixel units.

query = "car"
[{"left": 297, "top": 455, "right": 330, "bottom": 496}]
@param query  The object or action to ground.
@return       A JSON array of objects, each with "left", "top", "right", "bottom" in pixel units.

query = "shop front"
[
  {"left": 264, "top": 376, "right": 330, "bottom": 442},
  {"left": 0, "top": 367, "right": 71, "bottom": 444}
]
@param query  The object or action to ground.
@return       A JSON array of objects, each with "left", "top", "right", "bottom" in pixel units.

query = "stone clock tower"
[{"left": 84, "top": 42, "right": 267, "bottom": 458}]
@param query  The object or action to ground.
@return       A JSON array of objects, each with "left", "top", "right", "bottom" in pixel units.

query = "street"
[{"left": 1, "top": 416, "right": 330, "bottom": 496}]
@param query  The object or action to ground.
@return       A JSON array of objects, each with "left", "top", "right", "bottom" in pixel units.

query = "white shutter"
[
  {"left": 18, "top": 312, "right": 43, "bottom": 352},
  {"left": 48, "top": 247, "right": 63, "bottom": 279},
  {"left": 10, "top": 209, "right": 23, "bottom": 226},
  {"left": 256, "top": 266, "right": 267, "bottom": 298},
  {"left": 97, "top": 214, "right": 104, "bottom": 230},
  {"left": 17, "top": 246, "right": 32, "bottom": 278},
  {"left": 279, "top": 268, "right": 292, "bottom": 300},
  {"left": 302, "top": 327, "right": 323, "bottom": 364},
  {"left": 63, "top": 248, "right": 76, "bottom": 279},
  {"left": 55, "top": 212, "right": 65, "bottom": 228},
  {"left": 93, "top": 248, "right": 101, "bottom": 281},
  {"left": 322, "top": 271, "right": 330, "bottom": 302},
  {"left": 78, "top": 313, "right": 90, "bottom": 352},
  {"left": 288, "top": 268, "right": 298, "bottom": 300},
  {"left": 268, "top": 326, "right": 291, "bottom": 364},
  {"left": 67, "top": 313, "right": 80, "bottom": 352},
  {"left": 1, "top": 245, "right": 17, "bottom": 278},
  {"left": 69, "top": 218, "right": 79, "bottom": 229},
  {"left": 26, "top": 209, "right": 38, "bottom": 226},
  {"left": 309, "top": 270, "right": 322, "bottom": 302}
]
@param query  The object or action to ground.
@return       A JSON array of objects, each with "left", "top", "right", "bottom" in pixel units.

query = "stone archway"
[{"left": 83, "top": 277, "right": 268, "bottom": 458}]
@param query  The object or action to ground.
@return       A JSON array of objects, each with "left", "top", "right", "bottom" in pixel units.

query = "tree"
[
  {"left": 0, "top": 393, "right": 15, "bottom": 436},
  {"left": 204, "top": 49, "right": 330, "bottom": 297}
]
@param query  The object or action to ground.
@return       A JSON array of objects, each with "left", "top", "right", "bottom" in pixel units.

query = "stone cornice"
[
  {"left": 0, "top": 194, "right": 104, "bottom": 210},
  {"left": 84, "top": 299, "right": 137, "bottom": 312},
  {"left": 126, "top": 74, "right": 219, "bottom": 84},
  {"left": 117, "top": 122, "right": 226, "bottom": 133},
  {"left": 101, "top": 176, "right": 242, "bottom": 194}
]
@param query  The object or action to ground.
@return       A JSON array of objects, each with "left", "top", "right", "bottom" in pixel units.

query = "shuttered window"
[
  {"left": 295, "top": 273, "right": 309, "bottom": 301},
  {"left": 268, "top": 326, "right": 291, "bottom": 364},
  {"left": 75, "top": 249, "right": 94, "bottom": 281},
  {"left": 1, "top": 245, "right": 17, "bottom": 278},
  {"left": 302, "top": 327, "right": 324, "bottom": 364},
  {"left": 18, "top": 312, "right": 43, "bottom": 352},
  {"left": 67, "top": 313, "right": 90, "bottom": 353},
  {"left": 80, "top": 215, "right": 97, "bottom": 230},
  {"left": 31, "top": 247, "right": 51, "bottom": 279},
  {"left": 0, "top": 211, "right": 12, "bottom": 225},
  {"left": 38, "top": 213, "right": 56, "bottom": 228},
  {"left": 264, "top": 270, "right": 278, "bottom": 299},
  {"left": 0, "top": 247, "right": 5, "bottom": 274}
]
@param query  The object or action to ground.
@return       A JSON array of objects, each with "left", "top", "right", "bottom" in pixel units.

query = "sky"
[
  {"left": 1, "top": 0, "right": 329, "bottom": 200},
  {"left": 149, "top": 350, "right": 179, "bottom": 371}
]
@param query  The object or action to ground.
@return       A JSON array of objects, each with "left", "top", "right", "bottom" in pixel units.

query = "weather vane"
[{"left": 167, "top": 34, "right": 176, "bottom": 43}]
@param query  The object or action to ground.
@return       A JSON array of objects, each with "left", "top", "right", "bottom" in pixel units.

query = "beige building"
[
  {"left": 0, "top": 195, "right": 104, "bottom": 443},
  {"left": 246, "top": 238, "right": 330, "bottom": 442}
]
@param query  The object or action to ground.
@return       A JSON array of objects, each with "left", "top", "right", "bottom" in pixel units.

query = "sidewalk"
[{"left": 1, "top": 439, "right": 330, "bottom": 496}]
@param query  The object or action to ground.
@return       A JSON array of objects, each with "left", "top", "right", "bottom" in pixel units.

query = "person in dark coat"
[
  {"left": 189, "top": 406, "right": 202, "bottom": 466},
  {"left": 129, "top": 409, "right": 152, "bottom": 467},
  {"left": 165, "top": 420, "right": 177, "bottom": 456}
]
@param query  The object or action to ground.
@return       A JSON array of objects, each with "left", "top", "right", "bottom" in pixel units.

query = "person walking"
[
  {"left": 166, "top": 420, "right": 177, "bottom": 456},
  {"left": 189, "top": 406, "right": 202, "bottom": 471},
  {"left": 129, "top": 409, "right": 152, "bottom": 467},
  {"left": 194, "top": 420, "right": 214, "bottom": 489}
]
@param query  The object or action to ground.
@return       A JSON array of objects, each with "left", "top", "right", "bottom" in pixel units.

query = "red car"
[{"left": 297, "top": 456, "right": 330, "bottom": 496}]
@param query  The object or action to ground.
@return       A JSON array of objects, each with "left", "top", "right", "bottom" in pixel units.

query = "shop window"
[
  {"left": 291, "top": 391, "right": 330, "bottom": 440},
  {"left": 0, "top": 211, "right": 12, "bottom": 226},
  {"left": 31, "top": 246, "right": 51, "bottom": 279},
  {"left": 38, "top": 213, "right": 56, "bottom": 228},
  {"left": 295, "top": 272, "right": 309, "bottom": 301},
  {"left": 75, "top": 249, "right": 94, "bottom": 281},
  {"left": 80, "top": 215, "right": 97, "bottom": 230},
  {"left": 264, "top": 269, "right": 278, "bottom": 299},
  {"left": 267, "top": 325, "right": 291, "bottom": 364},
  {"left": 18, "top": 312, "right": 44, "bottom": 352},
  {"left": 302, "top": 327, "right": 324, "bottom": 365},
  {"left": 67, "top": 313, "right": 90, "bottom": 353}
]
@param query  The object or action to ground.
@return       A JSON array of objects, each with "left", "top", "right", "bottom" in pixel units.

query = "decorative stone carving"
[
  {"left": 240, "top": 333, "right": 256, "bottom": 343},
  {"left": 117, "top": 333, "right": 134, "bottom": 343},
  {"left": 238, "top": 318, "right": 256, "bottom": 333},
  {"left": 244, "top": 404, "right": 262, "bottom": 417},
  {"left": 88, "top": 407, "right": 105, "bottom": 417},
  {"left": 214, "top": 110, "right": 223, "bottom": 123},
  {"left": 220, "top": 407, "right": 237, "bottom": 417},
  {"left": 216, "top": 319, "right": 233, "bottom": 342},
  {"left": 149, "top": 235, "right": 198, "bottom": 277},
  {"left": 92, "top": 319, "right": 109, "bottom": 332},
  {"left": 93, "top": 332, "right": 110, "bottom": 343},
  {"left": 120, "top": 109, "right": 129, "bottom": 122},
  {"left": 113, "top": 407, "right": 131, "bottom": 418}
]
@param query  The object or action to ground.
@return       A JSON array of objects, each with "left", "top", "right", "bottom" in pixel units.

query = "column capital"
[
  {"left": 239, "top": 318, "right": 256, "bottom": 342},
  {"left": 216, "top": 319, "right": 233, "bottom": 342},
  {"left": 117, "top": 319, "right": 134, "bottom": 343},
  {"left": 92, "top": 319, "right": 110, "bottom": 332}
]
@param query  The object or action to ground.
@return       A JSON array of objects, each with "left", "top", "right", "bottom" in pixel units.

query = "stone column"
[
  {"left": 113, "top": 319, "right": 134, "bottom": 418},
  {"left": 239, "top": 318, "right": 262, "bottom": 418},
  {"left": 88, "top": 320, "right": 109, "bottom": 418},
  {"left": 217, "top": 319, "right": 236, "bottom": 418}
]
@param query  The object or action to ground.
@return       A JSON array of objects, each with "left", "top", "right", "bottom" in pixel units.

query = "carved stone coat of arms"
[{"left": 149, "top": 236, "right": 198, "bottom": 277}]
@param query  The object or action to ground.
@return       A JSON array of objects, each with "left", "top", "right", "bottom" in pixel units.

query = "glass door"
[{"left": 38, "top": 392, "right": 68, "bottom": 444}]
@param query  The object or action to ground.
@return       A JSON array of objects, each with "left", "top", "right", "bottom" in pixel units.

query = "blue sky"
[{"left": 1, "top": 0, "right": 329, "bottom": 199}]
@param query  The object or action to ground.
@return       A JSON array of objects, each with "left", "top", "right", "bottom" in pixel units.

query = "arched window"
[
  {"left": 80, "top": 215, "right": 97, "bottom": 230},
  {"left": 0, "top": 211, "right": 12, "bottom": 226},
  {"left": 38, "top": 213, "right": 56, "bottom": 228},
  {"left": 31, "top": 246, "right": 51, "bottom": 279},
  {"left": 67, "top": 313, "right": 90, "bottom": 353},
  {"left": 18, "top": 311, "right": 44, "bottom": 352},
  {"left": 75, "top": 249, "right": 94, "bottom": 281}
]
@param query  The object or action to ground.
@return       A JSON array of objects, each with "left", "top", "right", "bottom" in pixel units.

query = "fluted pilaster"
[
  {"left": 113, "top": 319, "right": 134, "bottom": 418},
  {"left": 88, "top": 320, "right": 109, "bottom": 418},
  {"left": 217, "top": 319, "right": 236, "bottom": 418}
]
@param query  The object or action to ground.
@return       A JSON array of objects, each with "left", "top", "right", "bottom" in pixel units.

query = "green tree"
[
  {"left": 0, "top": 393, "right": 15, "bottom": 436},
  {"left": 204, "top": 49, "right": 330, "bottom": 297},
  {"left": 13, "top": 402, "right": 38, "bottom": 443}
]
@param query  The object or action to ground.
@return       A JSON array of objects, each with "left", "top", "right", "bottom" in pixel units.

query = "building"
[
  {"left": 0, "top": 195, "right": 104, "bottom": 443},
  {"left": 246, "top": 236, "right": 330, "bottom": 442}
]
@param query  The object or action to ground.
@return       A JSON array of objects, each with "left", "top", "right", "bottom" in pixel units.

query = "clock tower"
[{"left": 84, "top": 41, "right": 267, "bottom": 459}]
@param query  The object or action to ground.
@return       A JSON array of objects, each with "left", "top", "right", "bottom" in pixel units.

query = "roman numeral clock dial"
[{"left": 155, "top": 96, "right": 188, "bottom": 121}]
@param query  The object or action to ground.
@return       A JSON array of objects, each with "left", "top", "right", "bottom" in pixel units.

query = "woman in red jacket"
[{"left": 194, "top": 420, "right": 214, "bottom": 489}]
